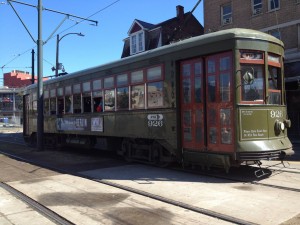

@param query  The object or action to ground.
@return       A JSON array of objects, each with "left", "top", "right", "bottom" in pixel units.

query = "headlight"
[{"left": 275, "top": 120, "right": 285, "bottom": 135}]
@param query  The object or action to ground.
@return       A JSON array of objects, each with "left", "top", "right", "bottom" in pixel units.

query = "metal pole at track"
[{"left": 37, "top": 0, "right": 44, "bottom": 151}]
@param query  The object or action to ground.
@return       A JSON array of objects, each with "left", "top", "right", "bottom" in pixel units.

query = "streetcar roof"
[{"left": 27, "top": 28, "right": 283, "bottom": 90}]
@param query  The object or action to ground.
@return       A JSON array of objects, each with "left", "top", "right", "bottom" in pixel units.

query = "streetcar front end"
[{"left": 235, "top": 50, "right": 294, "bottom": 164}]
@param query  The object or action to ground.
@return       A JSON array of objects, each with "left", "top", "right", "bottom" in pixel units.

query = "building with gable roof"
[{"left": 121, "top": 5, "right": 204, "bottom": 58}]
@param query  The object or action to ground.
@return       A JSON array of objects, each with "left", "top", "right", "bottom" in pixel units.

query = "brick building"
[
  {"left": 4, "top": 70, "right": 35, "bottom": 88},
  {"left": 121, "top": 5, "right": 204, "bottom": 58}
]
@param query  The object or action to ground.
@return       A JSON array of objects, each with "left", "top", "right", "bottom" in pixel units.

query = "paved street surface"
[{"left": 0, "top": 127, "right": 299, "bottom": 224}]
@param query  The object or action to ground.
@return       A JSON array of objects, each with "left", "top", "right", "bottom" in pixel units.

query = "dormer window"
[{"left": 130, "top": 31, "right": 145, "bottom": 55}]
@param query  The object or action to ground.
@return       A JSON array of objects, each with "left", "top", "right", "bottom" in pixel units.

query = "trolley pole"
[{"left": 37, "top": 0, "right": 44, "bottom": 151}]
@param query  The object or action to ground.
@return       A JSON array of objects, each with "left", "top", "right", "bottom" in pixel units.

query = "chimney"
[{"left": 176, "top": 5, "right": 184, "bottom": 20}]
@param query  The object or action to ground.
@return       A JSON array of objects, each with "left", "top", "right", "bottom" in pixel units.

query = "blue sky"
[{"left": 0, "top": 0, "right": 203, "bottom": 86}]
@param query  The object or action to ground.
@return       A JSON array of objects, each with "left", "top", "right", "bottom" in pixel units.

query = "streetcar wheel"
[
  {"left": 151, "top": 142, "right": 168, "bottom": 167},
  {"left": 121, "top": 139, "right": 133, "bottom": 162}
]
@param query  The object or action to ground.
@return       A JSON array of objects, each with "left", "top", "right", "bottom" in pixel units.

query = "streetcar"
[{"left": 23, "top": 28, "right": 294, "bottom": 172}]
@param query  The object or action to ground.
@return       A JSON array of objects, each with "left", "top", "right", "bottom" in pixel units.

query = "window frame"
[
  {"left": 221, "top": 3, "right": 232, "bottom": 25},
  {"left": 130, "top": 30, "right": 145, "bottom": 55},
  {"left": 268, "top": 0, "right": 280, "bottom": 11},
  {"left": 252, "top": 0, "right": 262, "bottom": 15},
  {"left": 239, "top": 50, "right": 265, "bottom": 104}
]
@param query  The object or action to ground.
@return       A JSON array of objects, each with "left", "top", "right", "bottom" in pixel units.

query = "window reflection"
[
  {"left": 220, "top": 73, "right": 230, "bottom": 102},
  {"left": 131, "top": 85, "right": 145, "bottom": 109},
  {"left": 147, "top": 81, "right": 163, "bottom": 107},
  {"left": 208, "top": 76, "right": 216, "bottom": 102},
  {"left": 268, "top": 66, "right": 281, "bottom": 105},
  {"left": 105, "top": 89, "right": 115, "bottom": 111},
  {"left": 241, "top": 65, "right": 264, "bottom": 101},
  {"left": 195, "top": 77, "right": 202, "bottom": 103},
  {"left": 183, "top": 78, "right": 191, "bottom": 104},
  {"left": 183, "top": 110, "right": 192, "bottom": 141},
  {"left": 44, "top": 99, "right": 49, "bottom": 115},
  {"left": 220, "top": 57, "right": 230, "bottom": 71},
  {"left": 73, "top": 94, "right": 81, "bottom": 113},
  {"left": 65, "top": 96, "right": 73, "bottom": 113},
  {"left": 50, "top": 98, "right": 56, "bottom": 115},
  {"left": 117, "top": 87, "right": 129, "bottom": 110}
]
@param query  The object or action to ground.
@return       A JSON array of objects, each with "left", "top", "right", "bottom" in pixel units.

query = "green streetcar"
[{"left": 23, "top": 28, "right": 294, "bottom": 172}]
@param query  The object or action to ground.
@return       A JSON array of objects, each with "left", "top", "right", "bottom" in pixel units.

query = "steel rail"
[{"left": 0, "top": 182, "right": 75, "bottom": 225}]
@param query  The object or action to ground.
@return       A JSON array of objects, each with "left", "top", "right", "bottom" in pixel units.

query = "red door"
[
  {"left": 180, "top": 59, "right": 205, "bottom": 150},
  {"left": 206, "top": 52, "right": 234, "bottom": 152},
  {"left": 180, "top": 52, "right": 234, "bottom": 153}
]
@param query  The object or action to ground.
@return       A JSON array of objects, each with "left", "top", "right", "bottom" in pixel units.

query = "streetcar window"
[
  {"left": 65, "top": 96, "right": 73, "bottom": 113},
  {"left": 94, "top": 96, "right": 103, "bottom": 112},
  {"left": 220, "top": 108, "right": 232, "bottom": 144},
  {"left": 65, "top": 85, "right": 72, "bottom": 95},
  {"left": 195, "top": 109, "right": 203, "bottom": 142},
  {"left": 73, "top": 94, "right": 82, "bottom": 114},
  {"left": 93, "top": 91, "right": 103, "bottom": 112},
  {"left": 104, "top": 77, "right": 114, "bottom": 89},
  {"left": 50, "top": 98, "right": 56, "bottom": 115},
  {"left": 44, "top": 99, "right": 49, "bottom": 115},
  {"left": 183, "top": 78, "right": 191, "bottom": 104},
  {"left": 65, "top": 86, "right": 73, "bottom": 114},
  {"left": 83, "top": 82, "right": 92, "bottom": 113},
  {"left": 131, "top": 70, "right": 144, "bottom": 84},
  {"left": 147, "top": 66, "right": 162, "bottom": 81},
  {"left": 57, "top": 87, "right": 64, "bottom": 114},
  {"left": 147, "top": 81, "right": 163, "bottom": 108},
  {"left": 208, "top": 60, "right": 215, "bottom": 73},
  {"left": 195, "top": 62, "right": 202, "bottom": 103},
  {"left": 220, "top": 108, "right": 231, "bottom": 126},
  {"left": 83, "top": 82, "right": 91, "bottom": 92},
  {"left": 57, "top": 98, "right": 64, "bottom": 114},
  {"left": 117, "top": 74, "right": 128, "bottom": 86},
  {"left": 208, "top": 76, "right": 216, "bottom": 102},
  {"left": 57, "top": 87, "right": 63, "bottom": 96},
  {"left": 183, "top": 110, "right": 192, "bottom": 141},
  {"left": 131, "top": 85, "right": 145, "bottom": 109},
  {"left": 220, "top": 57, "right": 230, "bottom": 71},
  {"left": 83, "top": 94, "right": 92, "bottom": 113},
  {"left": 44, "top": 90, "right": 49, "bottom": 99},
  {"left": 104, "top": 89, "right": 115, "bottom": 111},
  {"left": 44, "top": 90, "right": 50, "bottom": 115},
  {"left": 182, "top": 64, "right": 191, "bottom": 77},
  {"left": 268, "top": 66, "right": 281, "bottom": 105},
  {"left": 241, "top": 65, "right": 264, "bottom": 102},
  {"left": 209, "top": 128, "right": 217, "bottom": 144},
  {"left": 220, "top": 73, "right": 230, "bottom": 102},
  {"left": 73, "top": 84, "right": 81, "bottom": 94},
  {"left": 92, "top": 79, "right": 102, "bottom": 90},
  {"left": 117, "top": 87, "right": 129, "bottom": 110}
]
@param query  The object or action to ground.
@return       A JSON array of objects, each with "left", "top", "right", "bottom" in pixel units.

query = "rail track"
[
  {"left": 0, "top": 136, "right": 299, "bottom": 225},
  {"left": 0, "top": 182, "right": 75, "bottom": 225}
]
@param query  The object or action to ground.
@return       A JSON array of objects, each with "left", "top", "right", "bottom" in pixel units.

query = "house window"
[
  {"left": 131, "top": 35, "right": 137, "bottom": 54},
  {"left": 221, "top": 4, "right": 232, "bottom": 25},
  {"left": 138, "top": 32, "right": 144, "bottom": 52},
  {"left": 130, "top": 31, "right": 145, "bottom": 55},
  {"left": 252, "top": 0, "right": 262, "bottom": 15},
  {"left": 268, "top": 0, "right": 280, "bottom": 11}
]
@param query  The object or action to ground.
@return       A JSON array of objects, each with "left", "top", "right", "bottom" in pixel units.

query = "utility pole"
[
  {"left": 37, "top": 0, "right": 44, "bottom": 151},
  {"left": 31, "top": 49, "right": 35, "bottom": 84},
  {"left": 7, "top": 0, "right": 98, "bottom": 151}
]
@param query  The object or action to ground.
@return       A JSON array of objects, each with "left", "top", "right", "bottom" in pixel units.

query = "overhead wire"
[{"left": 1, "top": 0, "right": 121, "bottom": 71}]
